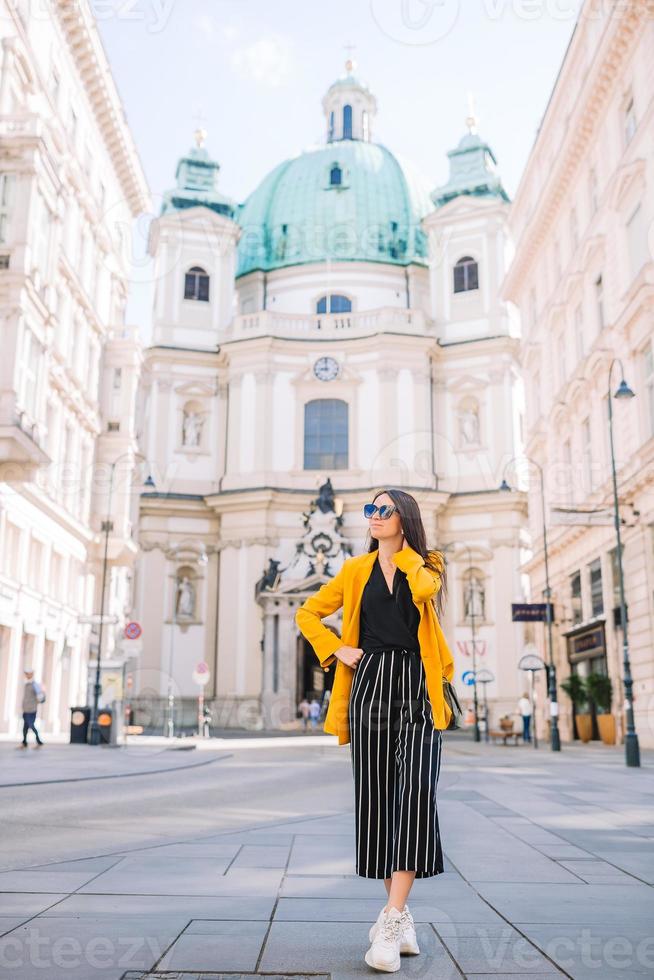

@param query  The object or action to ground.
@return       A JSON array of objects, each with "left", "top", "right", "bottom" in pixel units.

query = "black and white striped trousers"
[{"left": 348, "top": 647, "right": 444, "bottom": 879}]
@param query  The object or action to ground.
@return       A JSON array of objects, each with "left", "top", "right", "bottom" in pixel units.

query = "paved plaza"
[{"left": 0, "top": 731, "right": 652, "bottom": 979}]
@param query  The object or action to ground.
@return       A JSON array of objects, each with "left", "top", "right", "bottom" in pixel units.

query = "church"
[{"left": 134, "top": 60, "right": 529, "bottom": 733}]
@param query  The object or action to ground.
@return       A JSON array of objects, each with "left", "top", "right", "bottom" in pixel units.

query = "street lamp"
[
  {"left": 475, "top": 668, "right": 495, "bottom": 742},
  {"left": 166, "top": 545, "right": 208, "bottom": 739},
  {"left": 500, "top": 455, "right": 561, "bottom": 752},
  {"left": 88, "top": 453, "right": 155, "bottom": 746},
  {"left": 607, "top": 358, "right": 640, "bottom": 767},
  {"left": 444, "top": 541, "right": 481, "bottom": 742}
]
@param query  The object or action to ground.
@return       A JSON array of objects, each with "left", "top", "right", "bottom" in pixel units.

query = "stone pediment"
[
  {"left": 447, "top": 373, "right": 488, "bottom": 392},
  {"left": 174, "top": 381, "right": 217, "bottom": 397}
]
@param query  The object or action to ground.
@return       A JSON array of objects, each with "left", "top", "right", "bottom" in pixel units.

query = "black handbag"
[{"left": 443, "top": 678, "right": 463, "bottom": 730}]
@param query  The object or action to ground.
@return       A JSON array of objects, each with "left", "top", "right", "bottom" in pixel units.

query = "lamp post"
[
  {"left": 166, "top": 546, "right": 208, "bottom": 739},
  {"left": 500, "top": 454, "right": 561, "bottom": 752},
  {"left": 607, "top": 359, "right": 640, "bottom": 767},
  {"left": 444, "top": 542, "right": 481, "bottom": 742},
  {"left": 88, "top": 453, "right": 155, "bottom": 746},
  {"left": 475, "top": 668, "right": 495, "bottom": 742}
]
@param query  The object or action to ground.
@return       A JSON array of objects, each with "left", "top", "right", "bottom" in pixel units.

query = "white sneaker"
[
  {"left": 364, "top": 906, "right": 402, "bottom": 972},
  {"left": 369, "top": 903, "right": 420, "bottom": 956}
]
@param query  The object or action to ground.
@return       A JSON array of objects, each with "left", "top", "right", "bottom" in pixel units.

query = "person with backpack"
[{"left": 19, "top": 669, "right": 45, "bottom": 748}]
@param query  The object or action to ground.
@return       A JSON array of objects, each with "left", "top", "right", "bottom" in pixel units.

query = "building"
[
  {"left": 0, "top": 0, "right": 149, "bottom": 737},
  {"left": 502, "top": 0, "right": 654, "bottom": 746},
  {"left": 135, "top": 61, "right": 529, "bottom": 734}
]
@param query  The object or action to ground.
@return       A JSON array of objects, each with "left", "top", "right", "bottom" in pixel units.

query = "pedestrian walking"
[
  {"left": 298, "top": 697, "right": 310, "bottom": 731},
  {"left": 19, "top": 669, "right": 45, "bottom": 749},
  {"left": 308, "top": 698, "right": 321, "bottom": 731},
  {"left": 295, "top": 487, "right": 455, "bottom": 973},
  {"left": 518, "top": 691, "right": 532, "bottom": 743}
]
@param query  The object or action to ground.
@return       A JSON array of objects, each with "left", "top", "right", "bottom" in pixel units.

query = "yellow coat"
[{"left": 295, "top": 545, "right": 455, "bottom": 745}]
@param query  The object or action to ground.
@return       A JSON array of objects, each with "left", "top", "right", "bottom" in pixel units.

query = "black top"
[{"left": 359, "top": 553, "right": 420, "bottom": 654}]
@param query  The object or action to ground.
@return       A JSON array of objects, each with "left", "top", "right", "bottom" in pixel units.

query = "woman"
[{"left": 295, "top": 487, "right": 454, "bottom": 973}]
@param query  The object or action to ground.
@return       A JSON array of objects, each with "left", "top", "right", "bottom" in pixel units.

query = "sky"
[{"left": 95, "top": 0, "right": 580, "bottom": 334}]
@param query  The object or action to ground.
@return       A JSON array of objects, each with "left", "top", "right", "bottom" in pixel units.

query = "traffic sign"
[{"left": 124, "top": 622, "right": 142, "bottom": 640}]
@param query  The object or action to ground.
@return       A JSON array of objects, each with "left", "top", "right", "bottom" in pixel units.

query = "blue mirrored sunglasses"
[{"left": 363, "top": 503, "right": 398, "bottom": 520}]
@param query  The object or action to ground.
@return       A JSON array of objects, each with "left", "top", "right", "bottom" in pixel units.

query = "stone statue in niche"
[
  {"left": 459, "top": 404, "right": 480, "bottom": 445},
  {"left": 182, "top": 409, "right": 203, "bottom": 447},
  {"left": 175, "top": 575, "right": 195, "bottom": 619},
  {"left": 464, "top": 575, "right": 485, "bottom": 620}
]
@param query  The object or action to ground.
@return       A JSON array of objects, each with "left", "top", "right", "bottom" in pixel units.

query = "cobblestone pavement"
[{"left": 0, "top": 731, "right": 652, "bottom": 978}]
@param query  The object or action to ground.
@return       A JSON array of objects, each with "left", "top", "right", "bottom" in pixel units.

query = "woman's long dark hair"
[{"left": 364, "top": 487, "right": 448, "bottom": 620}]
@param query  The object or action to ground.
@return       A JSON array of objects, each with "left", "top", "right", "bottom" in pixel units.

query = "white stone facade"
[
  {"left": 502, "top": 0, "right": 654, "bottom": 747},
  {"left": 0, "top": 0, "right": 149, "bottom": 737},
  {"left": 135, "top": 105, "right": 529, "bottom": 734}
]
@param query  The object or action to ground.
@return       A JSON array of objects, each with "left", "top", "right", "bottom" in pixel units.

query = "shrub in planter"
[
  {"left": 560, "top": 673, "right": 592, "bottom": 742},
  {"left": 586, "top": 672, "right": 615, "bottom": 745}
]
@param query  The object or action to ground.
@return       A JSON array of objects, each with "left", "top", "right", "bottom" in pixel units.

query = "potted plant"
[
  {"left": 585, "top": 672, "right": 615, "bottom": 745},
  {"left": 560, "top": 673, "right": 592, "bottom": 742}
]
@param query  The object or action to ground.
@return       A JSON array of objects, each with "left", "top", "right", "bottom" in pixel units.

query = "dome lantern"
[{"left": 322, "top": 57, "right": 377, "bottom": 143}]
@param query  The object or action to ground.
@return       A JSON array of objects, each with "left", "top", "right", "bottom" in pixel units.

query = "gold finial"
[
  {"left": 465, "top": 92, "right": 478, "bottom": 134},
  {"left": 194, "top": 126, "right": 207, "bottom": 148},
  {"left": 344, "top": 41, "right": 357, "bottom": 74}
]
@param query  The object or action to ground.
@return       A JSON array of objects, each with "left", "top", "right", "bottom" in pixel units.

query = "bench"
[{"left": 488, "top": 727, "right": 522, "bottom": 745}]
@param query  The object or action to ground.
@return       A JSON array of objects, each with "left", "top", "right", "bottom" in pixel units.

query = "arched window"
[
  {"left": 329, "top": 164, "right": 342, "bottom": 187},
  {"left": 316, "top": 294, "right": 352, "bottom": 314},
  {"left": 328, "top": 110, "right": 335, "bottom": 142},
  {"left": 304, "top": 399, "right": 348, "bottom": 470},
  {"left": 453, "top": 256, "right": 478, "bottom": 293},
  {"left": 343, "top": 104, "right": 353, "bottom": 140},
  {"left": 184, "top": 266, "right": 210, "bottom": 302}
]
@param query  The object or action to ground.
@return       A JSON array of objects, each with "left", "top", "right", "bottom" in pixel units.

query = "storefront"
[{"left": 564, "top": 621, "right": 609, "bottom": 741}]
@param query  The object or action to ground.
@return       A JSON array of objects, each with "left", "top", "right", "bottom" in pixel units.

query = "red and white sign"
[
  {"left": 192, "top": 661, "right": 210, "bottom": 686},
  {"left": 124, "top": 622, "right": 142, "bottom": 640}
]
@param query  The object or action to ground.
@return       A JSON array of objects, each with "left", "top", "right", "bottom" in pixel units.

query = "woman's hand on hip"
[{"left": 335, "top": 645, "right": 364, "bottom": 668}]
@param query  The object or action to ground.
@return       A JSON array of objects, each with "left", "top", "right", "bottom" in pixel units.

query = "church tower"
[
  {"left": 423, "top": 100, "right": 528, "bottom": 713},
  {"left": 322, "top": 57, "right": 377, "bottom": 142}
]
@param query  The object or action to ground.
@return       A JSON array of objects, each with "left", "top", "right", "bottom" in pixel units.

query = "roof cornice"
[
  {"left": 503, "top": 0, "right": 646, "bottom": 299},
  {"left": 55, "top": 0, "right": 150, "bottom": 216}
]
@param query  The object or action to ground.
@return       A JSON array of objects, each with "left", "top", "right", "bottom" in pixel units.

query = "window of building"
[
  {"left": 328, "top": 110, "right": 334, "bottom": 142},
  {"left": 644, "top": 341, "right": 654, "bottom": 440},
  {"left": 626, "top": 202, "right": 648, "bottom": 278},
  {"left": 557, "top": 332, "right": 567, "bottom": 389},
  {"left": 329, "top": 164, "right": 342, "bottom": 187},
  {"left": 20, "top": 328, "right": 39, "bottom": 419},
  {"left": 570, "top": 207, "right": 578, "bottom": 251},
  {"left": 595, "top": 274, "right": 604, "bottom": 332},
  {"left": 624, "top": 95, "right": 636, "bottom": 146},
  {"left": 0, "top": 174, "right": 15, "bottom": 244},
  {"left": 184, "top": 266, "right": 210, "bottom": 302},
  {"left": 453, "top": 256, "right": 478, "bottom": 293},
  {"left": 582, "top": 416, "right": 593, "bottom": 493},
  {"left": 570, "top": 570, "right": 582, "bottom": 624},
  {"left": 574, "top": 303, "right": 584, "bottom": 361},
  {"left": 588, "top": 167, "right": 598, "bottom": 215},
  {"left": 563, "top": 438, "right": 573, "bottom": 504},
  {"left": 589, "top": 558, "right": 604, "bottom": 617},
  {"left": 316, "top": 294, "right": 352, "bottom": 314},
  {"left": 304, "top": 399, "right": 348, "bottom": 470},
  {"left": 343, "top": 104, "right": 352, "bottom": 140}
]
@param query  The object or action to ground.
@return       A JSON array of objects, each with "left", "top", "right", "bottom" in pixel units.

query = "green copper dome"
[{"left": 235, "top": 141, "right": 433, "bottom": 278}]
